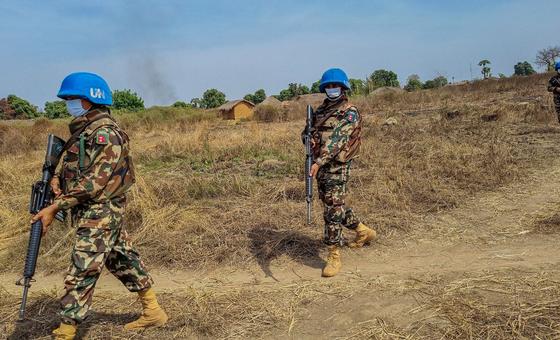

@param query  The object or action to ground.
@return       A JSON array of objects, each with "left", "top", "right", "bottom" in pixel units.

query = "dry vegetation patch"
[
  {"left": 3, "top": 67, "right": 560, "bottom": 340},
  {"left": 0, "top": 281, "right": 330, "bottom": 339},
  {"left": 342, "top": 272, "right": 560, "bottom": 339},
  {"left": 1, "top": 74, "right": 559, "bottom": 274}
]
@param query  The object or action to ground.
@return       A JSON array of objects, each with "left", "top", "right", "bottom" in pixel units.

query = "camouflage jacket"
[
  {"left": 313, "top": 101, "right": 362, "bottom": 166},
  {"left": 548, "top": 74, "right": 560, "bottom": 95},
  {"left": 54, "top": 108, "right": 135, "bottom": 211}
]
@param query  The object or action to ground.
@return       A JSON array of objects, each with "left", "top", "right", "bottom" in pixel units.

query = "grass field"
[{"left": 2, "top": 73, "right": 560, "bottom": 339}]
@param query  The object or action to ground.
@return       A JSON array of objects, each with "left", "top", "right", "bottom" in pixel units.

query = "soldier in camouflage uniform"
[
  {"left": 308, "top": 68, "right": 377, "bottom": 277},
  {"left": 548, "top": 61, "right": 560, "bottom": 122},
  {"left": 32, "top": 72, "right": 167, "bottom": 340}
]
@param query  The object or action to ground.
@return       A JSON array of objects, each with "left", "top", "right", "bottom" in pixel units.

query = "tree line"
[
  {"left": 1, "top": 46, "right": 558, "bottom": 119},
  {"left": 0, "top": 90, "right": 146, "bottom": 120}
]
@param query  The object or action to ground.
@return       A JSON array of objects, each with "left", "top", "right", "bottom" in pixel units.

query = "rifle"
[
  {"left": 304, "top": 105, "right": 314, "bottom": 225},
  {"left": 16, "top": 134, "right": 66, "bottom": 321}
]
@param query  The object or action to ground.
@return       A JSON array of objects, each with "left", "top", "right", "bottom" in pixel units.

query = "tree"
[
  {"left": 297, "top": 84, "right": 311, "bottom": 96},
  {"left": 113, "top": 89, "right": 145, "bottom": 111},
  {"left": 277, "top": 83, "right": 310, "bottom": 101},
  {"left": 190, "top": 98, "right": 201, "bottom": 108},
  {"left": 44, "top": 100, "right": 69, "bottom": 119},
  {"left": 244, "top": 89, "right": 267, "bottom": 104},
  {"left": 253, "top": 89, "right": 266, "bottom": 104},
  {"left": 277, "top": 89, "right": 294, "bottom": 101},
  {"left": 349, "top": 78, "right": 366, "bottom": 95},
  {"left": 478, "top": 60, "right": 492, "bottom": 79},
  {"left": 201, "top": 88, "right": 226, "bottom": 109},
  {"left": 172, "top": 101, "right": 190, "bottom": 108},
  {"left": 7, "top": 95, "right": 39, "bottom": 119},
  {"left": 513, "top": 61, "right": 536, "bottom": 76},
  {"left": 368, "top": 69, "right": 400, "bottom": 89},
  {"left": 310, "top": 80, "right": 321, "bottom": 93},
  {"left": 404, "top": 74, "right": 423, "bottom": 92},
  {"left": 423, "top": 76, "right": 448, "bottom": 89},
  {"left": 535, "top": 46, "right": 560, "bottom": 71}
]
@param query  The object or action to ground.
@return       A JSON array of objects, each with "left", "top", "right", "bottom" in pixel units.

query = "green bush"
[
  {"left": 243, "top": 89, "right": 266, "bottom": 104},
  {"left": 277, "top": 83, "right": 310, "bottom": 101},
  {"left": 310, "top": 80, "right": 321, "bottom": 93},
  {"left": 190, "top": 98, "right": 201, "bottom": 108},
  {"left": 172, "top": 101, "right": 190, "bottom": 108},
  {"left": 368, "top": 69, "right": 400, "bottom": 89},
  {"left": 113, "top": 89, "right": 145, "bottom": 112},
  {"left": 514, "top": 61, "right": 536, "bottom": 76},
  {"left": 404, "top": 75, "right": 423, "bottom": 92},
  {"left": 423, "top": 76, "right": 448, "bottom": 89},
  {"left": 43, "top": 100, "right": 69, "bottom": 119}
]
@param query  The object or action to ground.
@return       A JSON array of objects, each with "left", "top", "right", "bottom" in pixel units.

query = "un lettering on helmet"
[{"left": 90, "top": 88, "right": 106, "bottom": 99}]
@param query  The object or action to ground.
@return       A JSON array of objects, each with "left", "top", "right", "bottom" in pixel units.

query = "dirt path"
[{"left": 3, "top": 157, "right": 560, "bottom": 338}]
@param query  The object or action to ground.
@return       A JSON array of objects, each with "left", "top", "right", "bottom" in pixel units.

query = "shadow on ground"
[
  {"left": 248, "top": 224, "right": 324, "bottom": 280},
  {"left": 7, "top": 295, "right": 137, "bottom": 340}
]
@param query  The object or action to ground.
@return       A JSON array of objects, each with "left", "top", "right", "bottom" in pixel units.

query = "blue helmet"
[
  {"left": 319, "top": 68, "right": 350, "bottom": 93},
  {"left": 556, "top": 61, "right": 560, "bottom": 71},
  {"left": 57, "top": 72, "right": 113, "bottom": 105}
]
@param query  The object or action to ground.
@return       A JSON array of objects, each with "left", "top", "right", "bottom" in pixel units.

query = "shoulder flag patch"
[
  {"left": 347, "top": 111, "right": 357, "bottom": 122},
  {"left": 95, "top": 130, "right": 109, "bottom": 145}
]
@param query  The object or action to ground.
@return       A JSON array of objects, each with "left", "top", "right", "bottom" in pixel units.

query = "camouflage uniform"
[
  {"left": 548, "top": 74, "right": 560, "bottom": 121},
  {"left": 312, "top": 98, "right": 362, "bottom": 245},
  {"left": 53, "top": 108, "right": 152, "bottom": 325}
]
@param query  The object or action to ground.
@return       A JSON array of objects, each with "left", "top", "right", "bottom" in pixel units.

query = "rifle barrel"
[
  {"left": 18, "top": 280, "right": 30, "bottom": 321},
  {"left": 305, "top": 105, "right": 314, "bottom": 225}
]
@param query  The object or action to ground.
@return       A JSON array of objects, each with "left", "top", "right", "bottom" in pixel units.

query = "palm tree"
[{"left": 478, "top": 60, "right": 492, "bottom": 79}]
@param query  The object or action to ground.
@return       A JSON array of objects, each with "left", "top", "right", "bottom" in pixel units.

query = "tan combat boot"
[
  {"left": 322, "top": 245, "right": 342, "bottom": 277},
  {"left": 349, "top": 222, "right": 377, "bottom": 248},
  {"left": 52, "top": 323, "right": 77, "bottom": 340},
  {"left": 124, "top": 288, "right": 168, "bottom": 330}
]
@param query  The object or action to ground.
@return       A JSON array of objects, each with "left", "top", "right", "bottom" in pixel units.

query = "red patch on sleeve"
[{"left": 97, "top": 135, "right": 107, "bottom": 144}]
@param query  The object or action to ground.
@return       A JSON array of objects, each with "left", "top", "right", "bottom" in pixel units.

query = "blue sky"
[{"left": 0, "top": 0, "right": 558, "bottom": 107}]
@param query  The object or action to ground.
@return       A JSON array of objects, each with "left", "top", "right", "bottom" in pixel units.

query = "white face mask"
[
  {"left": 65, "top": 99, "right": 88, "bottom": 117},
  {"left": 325, "top": 87, "right": 342, "bottom": 99}
]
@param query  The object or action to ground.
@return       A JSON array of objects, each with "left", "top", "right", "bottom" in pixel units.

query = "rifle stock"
[{"left": 16, "top": 134, "right": 66, "bottom": 321}]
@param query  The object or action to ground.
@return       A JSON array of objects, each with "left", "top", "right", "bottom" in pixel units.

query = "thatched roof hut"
[
  {"left": 259, "top": 96, "right": 282, "bottom": 107},
  {"left": 217, "top": 100, "right": 255, "bottom": 120}
]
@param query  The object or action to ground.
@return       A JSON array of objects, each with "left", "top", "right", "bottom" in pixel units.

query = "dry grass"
[
  {"left": 414, "top": 273, "right": 560, "bottom": 339},
  {"left": 0, "top": 74, "right": 558, "bottom": 272},
  {"left": 0, "top": 281, "right": 330, "bottom": 339},
  {"left": 343, "top": 272, "right": 560, "bottom": 339},
  {"left": 1, "top": 74, "right": 560, "bottom": 338},
  {"left": 4, "top": 270, "right": 558, "bottom": 339}
]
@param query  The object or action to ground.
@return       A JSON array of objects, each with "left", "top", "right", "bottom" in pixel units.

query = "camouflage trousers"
[
  {"left": 60, "top": 200, "right": 152, "bottom": 325},
  {"left": 317, "top": 161, "right": 360, "bottom": 245}
]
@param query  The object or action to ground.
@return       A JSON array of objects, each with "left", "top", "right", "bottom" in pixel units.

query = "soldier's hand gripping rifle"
[
  {"left": 304, "top": 105, "right": 314, "bottom": 225},
  {"left": 16, "top": 134, "right": 66, "bottom": 321}
]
